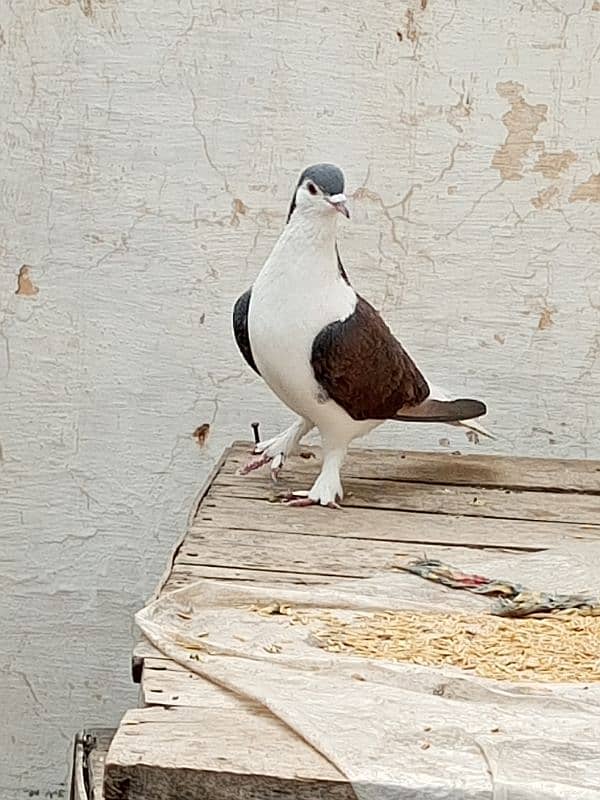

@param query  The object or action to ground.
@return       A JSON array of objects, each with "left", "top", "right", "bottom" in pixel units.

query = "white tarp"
[{"left": 136, "top": 544, "right": 600, "bottom": 799}]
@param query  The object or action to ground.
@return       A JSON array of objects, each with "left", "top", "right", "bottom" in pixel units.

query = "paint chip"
[
  {"left": 15, "top": 265, "right": 39, "bottom": 297},
  {"left": 569, "top": 174, "right": 600, "bottom": 203},
  {"left": 492, "top": 82, "right": 547, "bottom": 181},
  {"left": 533, "top": 150, "right": 577, "bottom": 179},
  {"left": 193, "top": 424, "right": 210, "bottom": 447},
  {"left": 493, "top": 333, "right": 506, "bottom": 344},
  {"left": 538, "top": 305, "right": 556, "bottom": 330},
  {"left": 531, "top": 185, "right": 560, "bottom": 210},
  {"left": 447, "top": 95, "right": 472, "bottom": 133}
]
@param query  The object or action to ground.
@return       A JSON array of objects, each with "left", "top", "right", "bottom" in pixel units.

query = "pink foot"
[
  {"left": 237, "top": 452, "right": 273, "bottom": 476},
  {"left": 280, "top": 491, "right": 341, "bottom": 510}
]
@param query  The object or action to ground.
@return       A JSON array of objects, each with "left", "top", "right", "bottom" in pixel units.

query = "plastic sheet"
[{"left": 136, "top": 544, "right": 600, "bottom": 799}]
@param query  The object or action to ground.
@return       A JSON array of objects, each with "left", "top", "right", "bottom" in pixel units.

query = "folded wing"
[{"left": 311, "top": 296, "right": 486, "bottom": 424}]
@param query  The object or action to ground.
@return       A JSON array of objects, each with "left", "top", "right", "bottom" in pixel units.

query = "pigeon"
[{"left": 232, "top": 164, "right": 489, "bottom": 508}]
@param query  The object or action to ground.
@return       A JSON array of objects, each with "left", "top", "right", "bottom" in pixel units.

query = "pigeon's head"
[{"left": 287, "top": 163, "right": 350, "bottom": 223}]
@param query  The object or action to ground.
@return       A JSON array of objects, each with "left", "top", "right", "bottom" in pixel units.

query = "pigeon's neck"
[
  {"left": 256, "top": 207, "right": 344, "bottom": 292},
  {"left": 282, "top": 208, "right": 338, "bottom": 262}
]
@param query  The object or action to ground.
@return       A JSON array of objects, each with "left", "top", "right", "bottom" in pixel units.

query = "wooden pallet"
[{"left": 104, "top": 442, "right": 600, "bottom": 800}]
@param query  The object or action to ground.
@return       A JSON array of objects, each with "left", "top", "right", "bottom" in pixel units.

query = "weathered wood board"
[{"left": 106, "top": 442, "right": 600, "bottom": 799}]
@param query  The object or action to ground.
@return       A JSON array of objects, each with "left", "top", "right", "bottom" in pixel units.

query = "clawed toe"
[
  {"left": 270, "top": 452, "right": 285, "bottom": 482},
  {"left": 237, "top": 452, "right": 272, "bottom": 476},
  {"left": 280, "top": 490, "right": 341, "bottom": 510},
  {"left": 282, "top": 497, "right": 341, "bottom": 509}
]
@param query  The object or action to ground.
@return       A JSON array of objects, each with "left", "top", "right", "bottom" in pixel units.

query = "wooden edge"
[
  {"left": 151, "top": 442, "right": 237, "bottom": 600},
  {"left": 104, "top": 763, "right": 355, "bottom": 800},
  {"left": 131, "top": 443, "right": 238, "bottom": 683},
  {"left": 104, "top": 706, "right": 351, "bottom": 800}
]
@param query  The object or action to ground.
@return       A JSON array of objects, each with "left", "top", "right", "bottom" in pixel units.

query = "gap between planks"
[
  {"left": 192, "top": 497, "right": 600, "bottom": 550},
  {"left": 212, "top": 473, "right": 600, "bottom": 525}
]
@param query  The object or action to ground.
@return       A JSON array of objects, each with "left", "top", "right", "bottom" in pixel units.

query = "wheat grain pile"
[
  {"left": 310, "top": 609, "right": 600, "bottom": 683},
  {"left": 252, "top": 604, "right": 600, "bottom": 683}
]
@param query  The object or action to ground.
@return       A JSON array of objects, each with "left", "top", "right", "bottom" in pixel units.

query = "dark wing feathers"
[
  {"left": 395, "top": 397, "right": 486, "bottom": 423},
  {"left": 311, "top": 296, "right": 430, "bottom": 421},
  {"left": 232, "top": 288, "right": 259, "bottom": 375}
]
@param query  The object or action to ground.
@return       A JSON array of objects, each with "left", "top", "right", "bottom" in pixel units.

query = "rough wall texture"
[{"left": 1, "top": 0, "right": 599, "bottom": 796}]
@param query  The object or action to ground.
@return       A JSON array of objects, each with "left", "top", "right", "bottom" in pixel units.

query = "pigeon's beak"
[{"left": 327, "top": 193, "right": 350, "bottom": 219}]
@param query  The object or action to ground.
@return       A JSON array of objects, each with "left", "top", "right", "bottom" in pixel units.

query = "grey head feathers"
[{"left": 287, "top": 163, "right": 345, "bottom": 222}]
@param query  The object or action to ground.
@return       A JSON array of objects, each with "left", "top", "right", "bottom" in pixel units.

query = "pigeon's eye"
[{"left": 307, "top": 182, "right": 318, "bottom": 196}]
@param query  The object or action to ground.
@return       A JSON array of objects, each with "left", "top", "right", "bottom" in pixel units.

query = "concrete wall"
[{"left": 1, "top": 0, "right": 599, "bottom": 796}]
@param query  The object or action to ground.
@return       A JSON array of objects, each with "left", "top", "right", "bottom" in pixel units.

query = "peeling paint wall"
[{"left": 1, "top": 1, "right": 600, "bottom": 796}]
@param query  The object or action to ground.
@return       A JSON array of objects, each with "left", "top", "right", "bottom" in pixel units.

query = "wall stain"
[
  {"left": 533, "top": 150, "right": 577, "bottom": 179},
  {"left": 230, "top": 198, "right": 248, "bottom": 227},
  {"left": 447, "top": 92, "right": 472, "bottom": 133},
  {"left": 569, "top": 174, "right": 600, "bottom": 203},
  {"left": 531, "top": 185, "right": 560, "bottom": 210},
  {"left": 192, "top": 423, "right": 210, "bottom": 447},
  {"left": 492, "top": 82, "right": 547, "bottom": 181},
  {"left": 593, "top": 1, "right": 600, "bottom": 9},
  {"left": 538, "top": 304, "right": 556, "bottom": 330},
  {"left": 15, "top": 266, "right": 39, "bottom": 297},
  {"left": 405, "top": 9, "right": 419, "bottom": 42}
]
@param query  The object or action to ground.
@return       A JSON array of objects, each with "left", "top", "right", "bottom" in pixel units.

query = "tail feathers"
[{"left": 394, "top": 397, "right": 487, "bottom": 424}]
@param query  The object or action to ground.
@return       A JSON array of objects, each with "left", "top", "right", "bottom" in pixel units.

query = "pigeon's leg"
[
  {"left": 283, "top": 439, "right": 347, "bottom": 508},
  {"left": 238, "top": 417, "right": 314, "bottom": 478}
]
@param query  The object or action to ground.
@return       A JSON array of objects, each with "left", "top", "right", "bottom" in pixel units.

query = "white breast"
[{"left": 248, "top": 219, "right": 356, "bottom": 422}]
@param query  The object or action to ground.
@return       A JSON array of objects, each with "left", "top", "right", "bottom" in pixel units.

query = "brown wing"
[{"left": 311, "top": 296, "right": 430, "bottom": 421}]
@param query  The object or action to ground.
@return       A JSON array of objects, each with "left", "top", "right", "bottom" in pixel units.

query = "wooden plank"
[
  {"left": 213, "top": 472, "right": 600, "bottom": 524},
  {"left": 104, "top": 705, "right": 351, "bottom": 800},
  {"left": 141, "top": 660, "right": 261, "bottom": 709},
  {"left": 192, "top": 498, "right": 600, "bottom": 551},
  {"left": 165, "top": 563, "right": 343, "bottom": 589},
  {"left": 174, "top": 528, "right": 525, "bottom": 578},
  {"left": 226, "top": 441, "right": 600, "bottom": 494}
]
